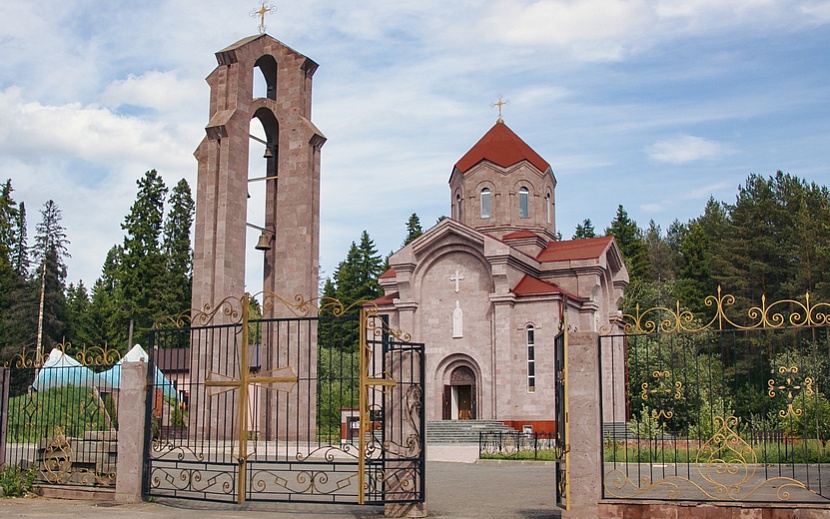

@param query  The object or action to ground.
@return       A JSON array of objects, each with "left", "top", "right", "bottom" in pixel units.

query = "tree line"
[
  {"left": 0, "top": 170, "right": 194, "bottom": 365},
  {"left": 592, "top": 171, "right": 830, "bottom": 314}
]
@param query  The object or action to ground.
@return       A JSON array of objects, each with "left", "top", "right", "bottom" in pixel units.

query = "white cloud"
[
  {"left": 471, "top": 0, "right": 826, "bottom": 62},
  {"left": 476, "top": 0, "right": 654, "bottom": 60},
  {"left": 0, "top": 87, "right": 194, "bottom": 170},
  {"left": 646, "top": 135, "right": 734, "bottom": 164},
  {"left": 101, "top": 71, "right": 203, "bottom": 113}
]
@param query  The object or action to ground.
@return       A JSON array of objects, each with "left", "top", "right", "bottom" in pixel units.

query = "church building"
[{"left": 374, "top": 119, "right": 629, "bottom": 432}]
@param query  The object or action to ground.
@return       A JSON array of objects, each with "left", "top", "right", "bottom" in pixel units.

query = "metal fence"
[
  {"left": 1, "top": 343, "right": 121, "bottom": 489},
  {"left": 600, "top": 293, "right": 830, "bottom": 504},
  {"left": 144, "top": 294, "right": 425, "bottom": 506},
  {"left": 479, "top": 431, "right": 560, "bottom": 460}
]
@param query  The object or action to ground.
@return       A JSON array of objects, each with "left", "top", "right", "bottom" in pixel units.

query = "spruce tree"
[
  {"left": 32, "top": 200, "right": 70, "bottom": 351},
  {"left": 403, "top": 213, "right": 424, "bottom": 245},
  {"left": 162, "top": 179, "right": 195, "bottom": 316},
  {"left": 572, "top": 218, "right": 596, "bottom": 239},
  {"left": 119, "top": 170, "right": 168, "bottom": 349},
  {"left": 605, "top": 205, "right": 649, "bottom": 281}
]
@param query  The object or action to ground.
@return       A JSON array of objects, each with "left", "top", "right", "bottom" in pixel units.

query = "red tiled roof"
[
  {"left": 513, "top": 275, "right": 561, "bottom": 296},
  {"left": 454, "top": 122, "right": 551, "bottom": 174},
  {"left": 536, "top": 236, "right": 613, "bottom": 262},
  {"left": 379, "top": 268, "right": 396, "bottom": 279},
  {"left": 512, "top": 275, "right": 580, "bottom": 299},
  {"left": 369, "top": 291, "right": 399, "bottom": 306},
  {"left": 502, "top": 229, "right": 538, "bottom": 240}
]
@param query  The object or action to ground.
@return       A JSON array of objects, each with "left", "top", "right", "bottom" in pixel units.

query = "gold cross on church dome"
[
  {"left": 250, "top": 2, "right": 277, "bottom": 34},
  {"left": 491, "top": 95, "right": 510, "bottom": 123}
]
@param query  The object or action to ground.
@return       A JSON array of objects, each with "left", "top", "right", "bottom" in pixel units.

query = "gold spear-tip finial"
[{"left": 490, "top": 94, "right": 510, "bottom": 123}]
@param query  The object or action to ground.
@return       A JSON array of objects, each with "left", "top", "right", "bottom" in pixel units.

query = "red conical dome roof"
[{"left": 454, "top": 122, "right": 550, "bottom": 174}]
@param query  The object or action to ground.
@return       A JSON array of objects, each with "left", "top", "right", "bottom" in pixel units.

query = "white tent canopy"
[
  {"left": 31, "top": 348, "right": 94, "bottom": 391},
  {"left": 95, "top": 344, "right": 177, "bottom": 400}
]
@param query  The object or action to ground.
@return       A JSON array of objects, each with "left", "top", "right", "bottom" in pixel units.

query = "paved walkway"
[{"left": 0, "top": 461, "right": 561, "bottom": 519}]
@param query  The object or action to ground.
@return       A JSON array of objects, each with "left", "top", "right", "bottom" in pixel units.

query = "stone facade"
[{"left": 376, "top": 121, "right": 629, "bottom": 429}]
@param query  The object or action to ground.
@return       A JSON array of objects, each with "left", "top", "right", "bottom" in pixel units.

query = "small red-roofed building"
[{"left": 374, "top": 120, "right": 628, "bottom": 432}]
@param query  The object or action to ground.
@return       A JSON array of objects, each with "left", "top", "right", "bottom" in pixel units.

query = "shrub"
[{"left": 0, "top": 466, "right": 35, "bottom": 497}]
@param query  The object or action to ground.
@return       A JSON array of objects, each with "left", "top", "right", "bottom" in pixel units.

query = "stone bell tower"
[
  {"left": 190, "top": 34, "right": 325, "bottom": 440},
  {"left": 191, "top": 34, "right": 325, "bottom": 312}
]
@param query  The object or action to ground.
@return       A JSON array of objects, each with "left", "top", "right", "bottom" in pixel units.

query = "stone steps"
[{"left": 427, "top": 420, "right": 516, "bottom": 444}]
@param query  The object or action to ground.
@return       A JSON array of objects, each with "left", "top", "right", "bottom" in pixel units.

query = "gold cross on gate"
[
  {"left": 205, "top": 335, "right": 297, "bottom": 504},
  {"left": 250, "top": 2, "right": 277, "bottom": 34},
  {"left": 491, "top": 94, "right": 510, "bottom": 123}
]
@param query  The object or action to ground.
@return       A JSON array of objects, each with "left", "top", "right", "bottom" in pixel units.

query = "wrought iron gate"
[
  {"left": 143, "top": 293, "right": 425, "bottom": 506},
  {"left": 553, "top": 314, "right": 570, "bottom": 510}
]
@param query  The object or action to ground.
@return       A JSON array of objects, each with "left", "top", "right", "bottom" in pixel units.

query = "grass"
[
  {"left": 603, "top": 439, "right": 830, "bottom": 464},
  {"left": 6, "top": 385, "right": 111, "bottom": 442},
  {"left": 480, "top": 449, "right": 559, "bottom": 461}
]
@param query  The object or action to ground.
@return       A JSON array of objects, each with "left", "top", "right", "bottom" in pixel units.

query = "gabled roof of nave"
[
  {"left": 454, "top": 121, "right": 551, "bottom": 174},
  {"left": 535, "top": 235, "right": 615, "bottom": 262}
]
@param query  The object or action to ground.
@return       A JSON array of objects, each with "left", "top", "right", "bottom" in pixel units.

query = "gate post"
[
  {"left": 115, "top": 361, "right": 149, "bottom": 503},
  {"left": 563, "top": 331, "right": 602, "bottom": 518}
]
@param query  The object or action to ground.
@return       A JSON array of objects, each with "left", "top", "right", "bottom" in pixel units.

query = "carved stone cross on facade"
[{"left": 450, "top": 269, "right": 465, "bottom": 293}]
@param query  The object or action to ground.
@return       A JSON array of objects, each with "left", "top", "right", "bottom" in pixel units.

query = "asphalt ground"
[{"left": 0, "top": 461, "right": 562, "bottom": 519}]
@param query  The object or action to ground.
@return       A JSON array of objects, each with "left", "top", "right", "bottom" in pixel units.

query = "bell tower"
[{"left": 191, "top": 34, "right": 325, "bottom": 312}]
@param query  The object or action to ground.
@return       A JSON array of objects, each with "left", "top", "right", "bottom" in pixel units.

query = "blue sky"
[{"left": 1, "top": 1, "right": 828, "bottom": 292}]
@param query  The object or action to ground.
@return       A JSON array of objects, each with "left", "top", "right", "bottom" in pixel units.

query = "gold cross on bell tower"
[
  {"left": 250, "top": 2, "right": 277, "bottom": 34},
  {"left": 491, "top": 94, "right": 510, "bottom": 123}
]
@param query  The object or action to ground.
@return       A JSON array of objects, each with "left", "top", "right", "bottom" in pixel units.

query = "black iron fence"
[
  {"left": 600, "top": 306, "right": 830, "bottom": 503},
  {"left": 144, "top": 296, "right": 425, "bottom": 506},
  {"left": 1, "top": 343, "right": 121, "bottom": 489},
  {"left": 479, "top": 431, "right": 559, "bottom": 460}
]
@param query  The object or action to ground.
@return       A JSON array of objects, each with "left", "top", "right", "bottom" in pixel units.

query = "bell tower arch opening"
[
  {"left": 253, "top": 55, "right": 277, "bottom": 100},
  {"left": 245, "top": 108, "right": 279, "bottom": 296}
]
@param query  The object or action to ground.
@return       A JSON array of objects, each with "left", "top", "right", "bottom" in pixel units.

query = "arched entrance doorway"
[{"left": 443, "top": 365, "right": 476, "bottom": 420}]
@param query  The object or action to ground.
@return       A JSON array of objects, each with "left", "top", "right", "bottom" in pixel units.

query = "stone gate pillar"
[{"left": 564, "top": 331, "right": 602, "bottom": 517}]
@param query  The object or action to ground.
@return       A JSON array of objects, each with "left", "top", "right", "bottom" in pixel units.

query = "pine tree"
[
  {"left": 676, "top": 221, "right": 713, "bottom": 312},
  {"left": 0, "top": 180, "right": 18, "bottom": 269},
  {"left": 32, "top": 200, "right": 70, "bottom": 351},
  {"left": 12, "top": 201, "right": 28, "bottom": 276},
  {"left": 605, "top": 205, "right": 649, "bottom": 281},
  {"left": 573, "top": 218, "right": 596, "bottom": 240},
  {"left": 403, "top": 213, "right": 424, "bottom": 246},
  {"left": 0, "top": 181, "right": 22, "bottom": 363},
  {"left": 64, "top": 281, "right": 93, "bottom": 346},
  {"left": 119, "top": 170, "right": 168, "bottom": 349},
  {"left": 326, "top": 231, "right": 385, "bottom": 350},
  {"left": 162, "top": 179, "right": 195, "bottom": 316}
]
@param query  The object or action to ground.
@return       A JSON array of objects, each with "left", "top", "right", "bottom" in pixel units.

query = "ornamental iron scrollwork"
[
  {"left": 641, "top": 370, "right": 683, "bottom": 420},
  {"left": 768, "top": 366, "right": 814, "bottom": 419},
  {"left": 4, "top": 339, "right": 121, "bottom": 368},
  {"left": 604, "top": 416, "right": 817, "bottom": 501},
  {"left": 601, "top": 286, "right": 830, "bottom": 336}
]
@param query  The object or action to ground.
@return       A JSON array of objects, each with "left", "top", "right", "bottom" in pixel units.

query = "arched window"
[
  {"left": 545, "top": 192, "right": 551, "bottom": 224},
  {"left": 456, "top": 193, "right": 463, "bottom": 220},
  {"left": 519, "top": 187, "right": 529, "bottom": 218},
  {"left": 527, "top": 325, "right": 536, "bottom": 392},
  {"left": 480, "top": 188, "right": 491, "bottom": 219}
]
